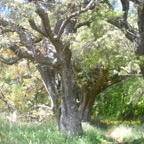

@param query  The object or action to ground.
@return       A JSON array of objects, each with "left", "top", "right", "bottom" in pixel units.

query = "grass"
[
  {"left": 106, "top": 124, "right": 144, "bottom": 143},
  {"left": 0, "top": 117, "right": 113, "bottom": 144},
  {"left": 0, "top": 117, "right": 144, "bottom": 144}
]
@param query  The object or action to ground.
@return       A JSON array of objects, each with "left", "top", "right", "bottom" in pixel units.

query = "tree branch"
[
  {"left": 29, "top": 19, "right": 47, "bottom": 37},
  {"left": 0, "top": 56, "right": 21, "bottom": 65},
  {"left": 102, "top": 0, "right": 139, "bottom": 42},
  {"left": 0, "top": 85, "right": 15, "bottom": 113},
  {"left": 9, "top": 44, "right": 34, "bottom": 60},
  {"left": 0, "top": 17, "right": 57, "bottom": 66},
  {"left": 120, "top": 0, "right": 129, "bottom": 21},
  {"left": 36, "top": 7, "right": 55, "bottom": 41},
  {"left": 108, "top": 18, "right": 139, "bottom": 42},
  {"left": 9, "top": 43, "right": 55, "bottom": 66},
  {"left": 57, "top": 0, "right": 96, "bottom": 39},
  {"left": 74, "top": 21, "right": 92, "bottom": 32},
  {"left": 0, "top": 18, "right": 35, "bottom": 50}
]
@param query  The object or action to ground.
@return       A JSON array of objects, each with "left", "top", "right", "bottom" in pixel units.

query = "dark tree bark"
[
  {"left": 1, "top": 0, "right": 94, "bottom": 134},
  {"left": 59, "top": 51, "right": 82, "bottom": 134},
  {"left": 79, "top": 93, "right": 95, "bottom": 122},
  {"left": 136, "top": 6, "right": 144, "bottom": 75},
  {"left": 78, "top": 69, "right": 126, "bottom": 122},
  {"left": 79, "top": 69, "right": 109, "bottom": 122},
  {"left": 37, "top": 65, "right": 59, "bottom": 113}
]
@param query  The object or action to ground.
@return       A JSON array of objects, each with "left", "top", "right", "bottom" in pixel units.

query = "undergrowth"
[
  {"left": 0, "top": 117, "right": 144, "bottom": 144},
  {"left": 0, "top": 117, "right": 113, "bottom": 144}
]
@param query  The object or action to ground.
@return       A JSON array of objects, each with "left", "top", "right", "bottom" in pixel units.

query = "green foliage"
[
  {"left": 93, "top": 76, "right": 144, "bottom": 120},
  {"left": 0, "top": 61, "right": 50, "bottom": 113},
  {"left": 72, "top": 20, "right": 135, "bottom": 70},
  {"left": 0, "top": 34, "right": 11, "bottom": 48},
  {"left": 72, "top": 17, "right": 137, "bottom": 91}
]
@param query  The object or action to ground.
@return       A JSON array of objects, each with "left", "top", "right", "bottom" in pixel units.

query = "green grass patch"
[
  {"left": 0, "top": 118, "right": 114, "bottom": 144},
  {"left": 2, "top": 116, "right": 144, "bottom": 144}
]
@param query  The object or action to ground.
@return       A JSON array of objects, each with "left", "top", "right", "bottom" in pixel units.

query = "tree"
[
  {"left": 77, "top": 0, "right": 144, "bottom": 122},
  {"left": 0, "top": 0, "right": 142, "bottom": 134},
  {"left": 0, "top": 0, "right": 100, "bottom": 134},
  {"left": 67, "top": 23, "right": 133, "bottom": 122}
]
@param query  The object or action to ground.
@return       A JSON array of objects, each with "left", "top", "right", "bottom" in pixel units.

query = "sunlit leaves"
[
  {"left": 0, "top": 61, "right": 49, "bottom": 112},
  {"left": 72, "top": 18, "right": 137, "bottom": 76},
  {"left": 0, "top": 34, "right": 11, "bottom": 49}
]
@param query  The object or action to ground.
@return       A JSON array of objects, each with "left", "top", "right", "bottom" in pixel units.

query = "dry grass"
[{"left": 107, "top": 125, "right": 132, "bottom": 143}]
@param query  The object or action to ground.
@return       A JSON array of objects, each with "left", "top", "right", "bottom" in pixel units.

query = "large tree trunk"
[
  {"left": 79, "top": 69, "right": 109, "bottom": 122},
  {"left": 136, "top": 6, "right": 144, "bottom": 76},
  {"left": 37, "top": 65, "right": 59, "bottom": 113},
  {"left": 79, "top": 92, "right": 96, "bottom": 122},
  {"left": 58, "top": 46, "right": 82, "bottom": 134}
]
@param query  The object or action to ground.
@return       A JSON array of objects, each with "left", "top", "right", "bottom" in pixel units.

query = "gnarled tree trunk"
[
  {"left": 136, "top": 6, "right": 144, "bottom": 76},
  {"left": 58, "top": 45, "right": 82, "bottom": 134},
  {"left": 79, "top": 92, "right": 96, "bottom": 122},
  {"left": 79, "top": 69, "right": 109, "bottom": 122}
]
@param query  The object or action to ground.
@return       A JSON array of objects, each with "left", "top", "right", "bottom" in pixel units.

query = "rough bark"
[
  {"left": 79, "top": 93, "right": 95, "bottom": 122},
  {"left": 51, "top": 1, "right": 97, "bottom": 134},
  {"left": 136, "top": 6, "right": 144, "bottom": 76},
  {"left": 78, "top": 70, "right": 126, "bottom": 122},
  {"left": 79, "top": 69, "right": 109, "bottom": 122},
  {"left": 58, "top": 44, "right": 82, "bottom": 134},
  {"left": 0, "top": 0, "right": 108, "bottom": 134},
  {"left": 37, "top": 65, "right": 59, "bottom": 113}
]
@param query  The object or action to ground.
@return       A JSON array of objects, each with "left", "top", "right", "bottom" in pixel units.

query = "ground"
[{"left": 0, "top": 113, "right": 144, "bottom": 144}]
